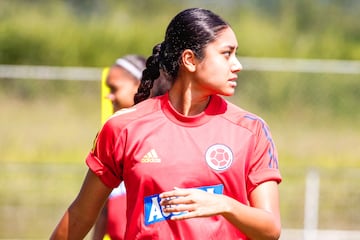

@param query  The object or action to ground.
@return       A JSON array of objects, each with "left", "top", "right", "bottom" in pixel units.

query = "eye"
[
  {"left": 109, "top": 86, "right": 116, "bottom": 94},
  {"left": 223, "top": 51, "right": 231, "bottom": 57}
]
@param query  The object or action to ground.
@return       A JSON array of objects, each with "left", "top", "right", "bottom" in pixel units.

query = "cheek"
[
  {"left": 119, "top": 88, "right": 137, "bottom": 102},
  {"left": 206, "top": 58, "right": 226, "bottom": 74},
  {"left": 202, "top": 63, "right": 226, "bottom": 83},
  {"left": 197, "top": 60, "right": 218, "bottom": 78}
]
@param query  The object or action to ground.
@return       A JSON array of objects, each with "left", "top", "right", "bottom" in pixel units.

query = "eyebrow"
[{"left": 223, "top": 44, "right": 238, "bottom": 51}]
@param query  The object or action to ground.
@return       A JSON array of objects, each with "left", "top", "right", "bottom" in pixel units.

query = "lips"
[
  {"left": 229, "top": 81, "right": 237, "bottom": 87},
  {"left": 228, "top": 78, "right": 237, "bottom": 87}
]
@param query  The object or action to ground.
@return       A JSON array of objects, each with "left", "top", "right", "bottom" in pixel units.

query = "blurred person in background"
[
  {"left": 104, "top": 55, "right": 170, "bottom": 113},
  {"left": 92, "top": 54, "right": 171, "bottom": 240},
  {"left": 51, "top": 8, "right": 281, "bottom": 240}
]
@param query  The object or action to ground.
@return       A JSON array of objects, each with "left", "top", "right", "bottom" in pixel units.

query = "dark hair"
[
  {"left": 134, "top": 8, "right": 229, "bottom": 104},
  {"left": 149, "top": 72, "right": 172, "bottom": 98}
]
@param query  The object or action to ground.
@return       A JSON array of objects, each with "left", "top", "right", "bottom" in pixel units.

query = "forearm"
[
  {"left": 50, "top": 170, "right": 112, "bottom": 240},
  {"left": 221, "top": 195, "right": 281, "bottom": 240},
  {"left": 92, "top": 202, "right": 109, "bottom": 240},
  {"left": 160, "top": 183, "right": 281, "bottom": 239},
  {"left": 50, "top": 201, "right": 99, "bottom": 240}
]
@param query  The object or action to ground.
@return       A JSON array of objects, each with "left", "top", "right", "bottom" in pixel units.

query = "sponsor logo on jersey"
[
  {"left": 141, "top": 149, "right": 161, "bottom": 163},
  {"left": 144, "top": 184, "right": 224, "bottom": 225},
  {"left": 205, "top": 144, "right": 233, "bottom": 171}
]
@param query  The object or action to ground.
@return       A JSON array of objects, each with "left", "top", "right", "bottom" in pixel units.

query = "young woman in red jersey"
[{"left": 51, "top": 8, "right": 282, "bottom": 240}]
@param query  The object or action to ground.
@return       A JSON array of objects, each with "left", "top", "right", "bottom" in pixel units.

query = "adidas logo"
[{"left": 141, "top": 149, "right": 161, "bottom": 163}]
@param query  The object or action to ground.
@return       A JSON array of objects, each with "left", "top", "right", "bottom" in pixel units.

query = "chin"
[{"left": 220, "top": 90, "right": 235, "bottom": 97}]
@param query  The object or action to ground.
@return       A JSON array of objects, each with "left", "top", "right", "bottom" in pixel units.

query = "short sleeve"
[
  {"left": 86, "top": 119, "right": 124, "bottom": 188},
  {"left": 246, "top": 117, "right": 281, "bottom": 194}
]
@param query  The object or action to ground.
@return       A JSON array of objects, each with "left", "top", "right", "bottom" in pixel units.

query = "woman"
[
  {"left": 51, "top": 8, "right": 281, "bottom": 240},
  {"left": 92, "top": 54, "right": 146, "bottom": 240},
  {"left": 93, "top": 55, "right": 171, "bottom": 240}
]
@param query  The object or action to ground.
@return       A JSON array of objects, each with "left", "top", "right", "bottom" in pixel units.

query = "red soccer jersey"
[
  {"left": 107, "top": 182, "right": 127, "bottom": 240},
  {"left": 86, "top": 93, "right": 281, "bottom": 240},
  {"left": 107, "top": 194, "right": 127, "bottom": 240}
]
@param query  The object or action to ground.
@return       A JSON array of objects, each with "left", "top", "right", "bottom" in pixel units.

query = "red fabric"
[
  {"left": 86, "top": 94, "right": 281, "bottom": 239},
  {"left": 107, "top": 194, "right": 127, "bottom": 240}
]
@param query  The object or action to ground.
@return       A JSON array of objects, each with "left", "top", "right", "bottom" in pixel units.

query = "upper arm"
[
  {"left": 74, "top": 169, "right": 113, "bottom": 217},
  {"left": 249, "top": 181, "right": 281, "bottom": 222}
]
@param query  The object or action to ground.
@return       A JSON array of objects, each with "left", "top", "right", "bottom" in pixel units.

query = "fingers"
[
  {"left": 160, "top": 199, "right": 196, "bottom": 220},
  {"left": 162, "top": 201, "right": 194, "bottom": 213},
  {"left": 160, "top": 194, "right": 193, "bottom": 213},
  {"left": 158, "top": 187, "right": 220, "bottom": 220},
  {"left": 159, "top": 187, "right": 189, "bottom": 199},
  {"left": 159, "top": 187, "right": 196, "bottom": 218}
]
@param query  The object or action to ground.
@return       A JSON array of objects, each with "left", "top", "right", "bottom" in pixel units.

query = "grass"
[
  {"left": 0, "top": 162, "right": 87, "bottom": 238},
  {"left": 0, "top": 80, "right": 100, "bottom": 238},
  {"left": 1, "top": 79, "right": 360, "bottom": 238}
]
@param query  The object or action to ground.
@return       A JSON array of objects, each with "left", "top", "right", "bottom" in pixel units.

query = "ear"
[{"left": 181, "top": 49, "right": 196, "bottom": 72}]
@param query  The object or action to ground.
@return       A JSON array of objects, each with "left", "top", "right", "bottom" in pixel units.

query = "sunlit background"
[{"left": 1, "top": 1, "right": 359, "bottom": 239}]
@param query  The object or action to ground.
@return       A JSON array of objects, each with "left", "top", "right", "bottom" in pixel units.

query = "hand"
[{"left": 159, "top": 187, "right": 226, "bottom": 220}]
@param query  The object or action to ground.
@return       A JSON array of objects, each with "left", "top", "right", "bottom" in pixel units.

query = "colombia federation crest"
[{"left": 205, "top": 144, "right": 233, "bottom": 171}]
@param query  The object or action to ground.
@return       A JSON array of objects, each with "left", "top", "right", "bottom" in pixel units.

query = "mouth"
[{"left": 228, "top": 78, "right": 237, "bottom": 87}]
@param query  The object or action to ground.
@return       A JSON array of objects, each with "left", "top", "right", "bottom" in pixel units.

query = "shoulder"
[
  {"left": 103, "top": 97, "right": 162, "bottom": 132},
  {"left": 218, "top": 96, "right": 270, "bottom": 134}
]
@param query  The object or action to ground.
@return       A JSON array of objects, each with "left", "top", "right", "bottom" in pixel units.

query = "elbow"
[
  {"left": 246, "top": 220, "right": 281, "bottom": 240},
  {"left": 267, "top": 222, "right": 282, "bottom": 240},
  {"left": 271, "top": 229, "right": 281, "bottom": 240},
  {"left": 250, "top": 228, "right": 281, "bottom": 240},
  {"left": 266, "top": 211, "right": 282, "bottom": 240},
  {"left": 256, "top": 219, "right": 281, "bottom": 240}
]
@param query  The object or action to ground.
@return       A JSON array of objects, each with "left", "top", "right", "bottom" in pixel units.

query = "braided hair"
[
  {"left": 134, "top": 8, "right": 229, "bottom": 104},
  {"left": 134, "top": 44, "right": 162, "bottom": 103}
]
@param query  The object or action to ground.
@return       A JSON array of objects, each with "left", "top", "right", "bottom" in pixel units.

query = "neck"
[{"left": 168, "top": 88, "right": 210, "bottom": 116}]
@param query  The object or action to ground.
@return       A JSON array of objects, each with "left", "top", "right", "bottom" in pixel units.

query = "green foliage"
[
  {"left": 228, "top": 71, "right": 360, "bottom": 124},
  {"left": 0, "top": 1, "right": 359, "bottom": 67}
]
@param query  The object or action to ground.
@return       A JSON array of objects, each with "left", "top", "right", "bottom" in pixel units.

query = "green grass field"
[{"left": 1, "top": 78, "right": 359, "bottom": 238}]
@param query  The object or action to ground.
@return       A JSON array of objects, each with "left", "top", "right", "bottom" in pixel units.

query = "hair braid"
[{"left": 134, "top": 44, "right": 162, "bottom": 104}]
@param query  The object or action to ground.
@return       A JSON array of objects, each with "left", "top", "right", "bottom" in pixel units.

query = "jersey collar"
[{"left": 161, "top": 93, "right": 227, "bottom": 127}]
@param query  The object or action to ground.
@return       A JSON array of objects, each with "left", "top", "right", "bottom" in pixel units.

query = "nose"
[
  {"left": 106, "top": 93, "right": 115, "bottom": 101},
  {"left": 232, "top": 57, "right": 243, "bottom": 73}
]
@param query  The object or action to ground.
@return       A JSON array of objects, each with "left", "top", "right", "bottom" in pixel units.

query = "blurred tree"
[{"left": 0, "top": 0, "right": 359, "bottom": 66}]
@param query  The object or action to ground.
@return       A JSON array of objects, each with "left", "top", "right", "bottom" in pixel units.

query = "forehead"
[
  {"left": 107, "top": 66, "right": 137, "bottom": 84},
  {"left": 211, "top": 27, "right": 238, "bottom": 49}
]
